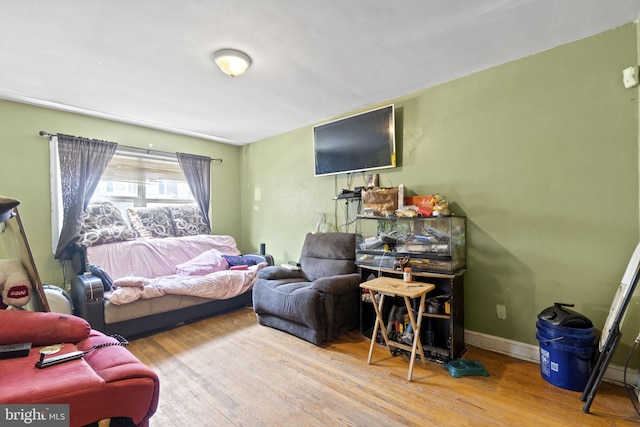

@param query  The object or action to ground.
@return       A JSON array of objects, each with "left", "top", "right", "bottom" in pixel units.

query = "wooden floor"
[{"left": 126, "top": 308, "right": 639, "bottom": 426}]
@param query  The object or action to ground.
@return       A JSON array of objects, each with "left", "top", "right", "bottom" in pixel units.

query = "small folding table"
[{"left": 360, "top": 276, "right": 435, "bottom": 381}]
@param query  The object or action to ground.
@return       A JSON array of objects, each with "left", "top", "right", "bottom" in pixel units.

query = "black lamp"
[{"left": 0, "top": 196, "right": 20, "bottom": 223}]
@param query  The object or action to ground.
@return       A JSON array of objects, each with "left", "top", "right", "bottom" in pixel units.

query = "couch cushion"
[
  {"left": 0, "top": 341, "right": 103, "bottom": 403},
  {"left": 127, "top": 206, "right": 175, "bottom": 238},
  {"left": 252, "top": 279, "right": 324, "bottom": 330},
  {"left": 299, "top": 232, "right": 357, "bottom": 282},
  {"left": 78, "top": 200, "right": 137, "bottom": 248},
  {"left": 169, "top": 203, "right": 211, "bottom": 236}
]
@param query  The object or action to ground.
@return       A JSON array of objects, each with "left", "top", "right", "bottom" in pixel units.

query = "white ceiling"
[{"left": 1, "top": 0, "right": 639, "bottom": 145}]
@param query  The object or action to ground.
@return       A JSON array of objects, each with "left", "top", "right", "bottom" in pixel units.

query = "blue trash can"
[{"left": 536, "top": 303, "right": 595, "bottom": 392}]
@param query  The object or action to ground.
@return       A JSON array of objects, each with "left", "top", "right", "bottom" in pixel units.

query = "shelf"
[
  {"left": 359, "top": 267, "right": 465, "bottom": 361},
  {"left": 359, "top": 264, "right": 465, "bottom": 279},
  {"left": 356, "top": 249, "right": 452, "bottom": 261},
  {"left": 424, "top": 313, "right": 449, "bottom": 319},
  {"left": 368, "top": 340, "right": 452, "bottom": 363}
]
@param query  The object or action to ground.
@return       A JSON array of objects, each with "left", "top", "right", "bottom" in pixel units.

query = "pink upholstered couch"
[
  {"left": 70, "top": 201, "right": 271, "bottom": 338},
  {"left": 0, "top": 310, "right": 159, "bottom": 427}
]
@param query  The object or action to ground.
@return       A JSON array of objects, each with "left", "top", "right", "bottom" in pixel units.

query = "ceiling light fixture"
[{"left": 212, "top": 49, "right": 252, "bottom": 78}]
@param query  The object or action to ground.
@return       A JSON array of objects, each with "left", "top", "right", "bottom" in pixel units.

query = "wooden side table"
[{"left": 359, "top": 276, "right": 435, "bottom": 381}]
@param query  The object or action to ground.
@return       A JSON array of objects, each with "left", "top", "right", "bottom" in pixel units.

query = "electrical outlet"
[{"left": 496, "top": 304, "right": 507, "bottom": 320}]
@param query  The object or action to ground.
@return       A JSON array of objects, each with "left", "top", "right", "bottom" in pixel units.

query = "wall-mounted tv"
[{"left": 313, "top": 104, "right": 396, "bottom": 177}]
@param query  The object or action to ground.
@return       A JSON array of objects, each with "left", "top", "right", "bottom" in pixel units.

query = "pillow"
[
  {"left": 176, "top": 249, "right": 228, "bottom": 276},
  {"left": 112, "top": 277, "right": 150, "bottom": 289},
  {"left": 127, "top": 210, "right": 152, "bottom": 239},
  {"left": 78, "top": 226, "right": 136, "bottom": 249},
  {"left": 82, "top": 200, "right": 128, "bottom": 229},
  {"left": 0, "top": 310, "right": 90, "bottom": 345},
  {"left": 222, "top": 255, "right": 257, "bottom": 267},
  {"left": 77, "top": 200, "right": 137, "bottom": 247},
  {"left": 127, "top": 206, "right": 175, "bottom": 238},
  {"left": 169, "top": 204, "right": 211, "bottom": 237}
]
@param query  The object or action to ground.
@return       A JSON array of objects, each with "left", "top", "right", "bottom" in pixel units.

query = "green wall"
[
  {"left": 241, "top": 24, "right": 640, "bottom": 363},
  {"left": 0, "top": 23, "right": 638, "bottom": 366},
  {"left": 0, "top": 101, "right": 242, "bottom": 286}
]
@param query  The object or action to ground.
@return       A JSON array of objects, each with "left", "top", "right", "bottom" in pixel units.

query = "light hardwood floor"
[{"left": 126, "top": 308, "right": 638, "bottom": 426}]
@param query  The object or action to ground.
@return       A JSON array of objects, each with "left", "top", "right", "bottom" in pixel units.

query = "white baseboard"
[{"left": 465, "top": 329, "right": 635, "bottom": 387}]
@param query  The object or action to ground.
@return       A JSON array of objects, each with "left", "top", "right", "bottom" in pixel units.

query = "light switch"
[{"left": 623, "top": 66, "right": 639, "bottom": 89}]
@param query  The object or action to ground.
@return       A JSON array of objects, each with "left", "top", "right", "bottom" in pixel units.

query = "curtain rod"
[{"left": 38, "top": 131, "right": 223, "bottom": 163}]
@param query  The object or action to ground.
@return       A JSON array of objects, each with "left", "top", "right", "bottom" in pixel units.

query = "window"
[
  {"left": 92, "top": 148, "right": 194, "bottom": 211},
  {"left": 49, "top": 135, "right": 211, "bottom": 257}
]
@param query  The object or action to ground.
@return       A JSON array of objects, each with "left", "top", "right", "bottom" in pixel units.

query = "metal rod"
[{"left": 38, "top": 131, "right": 223, "bottom": 163}]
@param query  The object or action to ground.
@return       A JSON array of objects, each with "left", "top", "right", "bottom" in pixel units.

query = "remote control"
[
  {"left": 35, "top": 350, "right": 85, "bottom": 369},
  {"left": 0, "top": 343, "right": 31, "bottom": 359}
]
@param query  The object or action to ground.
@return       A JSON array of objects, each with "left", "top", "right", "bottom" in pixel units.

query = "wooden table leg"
[
  {"left": 367, "top": 291, "right": 390, "bottom": 364},
  {"left": 405, "top": 293, "right": 427, "bottom": 381},
  {"left": 415, "top": 293, "right": 427, "bottom": 362}
]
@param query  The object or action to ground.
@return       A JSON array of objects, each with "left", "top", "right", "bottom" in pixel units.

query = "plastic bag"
[{"left": 361, "top": 187, "right": 398, "bottom": 215}]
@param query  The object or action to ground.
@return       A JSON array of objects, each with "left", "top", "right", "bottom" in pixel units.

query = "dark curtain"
[
  {"left": 176, "top": 152, "right": 211, "bottom": 228},
  {"left": 55, "top": 135, "right": 117, "bottom": 259}
]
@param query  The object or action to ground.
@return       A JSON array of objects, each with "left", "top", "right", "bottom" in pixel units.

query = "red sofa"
[{"left": 0, "top": 310, "right": 159, "bottom": 427}]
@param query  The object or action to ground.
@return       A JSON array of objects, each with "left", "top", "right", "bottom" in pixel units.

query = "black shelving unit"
[
  {"left": 360, "top": 266, "right": 465, "bottom": 363},
  {"left": 356, "top": 214, "right": 466, "bottom": 363}
]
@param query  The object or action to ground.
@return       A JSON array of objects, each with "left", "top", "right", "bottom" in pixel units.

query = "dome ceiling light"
[{"left": 212, "top": 48, "right": 252, "bottom": 78}]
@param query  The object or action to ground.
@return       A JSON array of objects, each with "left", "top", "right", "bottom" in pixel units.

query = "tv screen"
[{"left": 313, "top": 104, "right": 396, "bottom": 176}]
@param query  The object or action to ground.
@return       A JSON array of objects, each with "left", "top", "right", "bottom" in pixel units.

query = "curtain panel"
[
  {"left": 54, "top": 135, "right": 117, "bottom": 260},
  {"left": 176, "top": 152, "right": 211, "bottom": 228}
]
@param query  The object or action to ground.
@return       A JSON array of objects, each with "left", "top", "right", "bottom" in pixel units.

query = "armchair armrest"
[
  {"left": 257, "top": 265, "right": 304, "bottom": 281},
  {"left": 70, "top": 274, "right": 106, "bottom": 332},
  {"left": 0, "top": 310, "right": 90, "bottom": 345},
  {"left": 311, "top": 273, "right": 361, "bottom": 295},
  {"left": 78, "top": 331, "right": 159, "bottom": 385}
]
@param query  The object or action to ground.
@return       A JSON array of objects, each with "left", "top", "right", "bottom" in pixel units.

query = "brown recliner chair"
[{"left": 252, "top": 232, "right": 361, "bottom": 345}]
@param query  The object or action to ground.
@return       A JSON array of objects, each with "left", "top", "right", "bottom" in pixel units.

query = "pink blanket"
[
  {"left": 86, "top": 234, "right": 241, "bottom": 280},
  {"left": 107, "top": 263, "right": 266, "bottom": 305}
]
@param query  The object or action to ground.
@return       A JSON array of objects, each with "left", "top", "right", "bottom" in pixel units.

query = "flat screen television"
[{"left": 313, "top": 104, "right": 396, "bottom": 176}]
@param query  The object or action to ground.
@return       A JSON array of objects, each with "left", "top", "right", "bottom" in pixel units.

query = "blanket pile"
[{"left": 108, "top": 262, "right": 266, "bottom": 305}]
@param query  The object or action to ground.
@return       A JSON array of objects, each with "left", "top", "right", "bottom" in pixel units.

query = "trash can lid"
[{"left": 537, "top": 302, "right": 593, "bottom": 328}]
